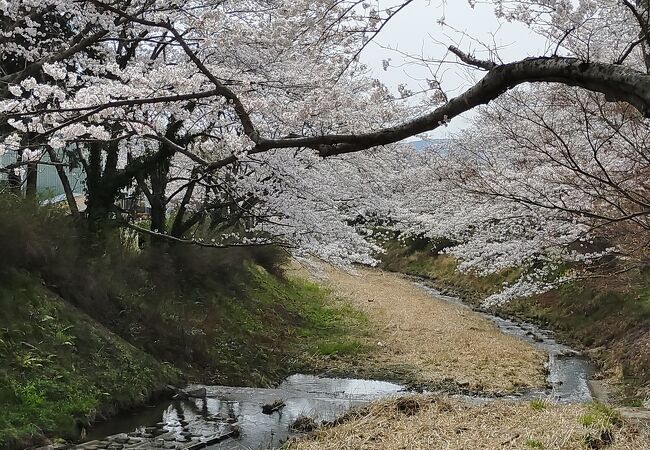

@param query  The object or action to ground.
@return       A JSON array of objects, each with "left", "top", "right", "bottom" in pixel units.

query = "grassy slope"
[
  {"left": 0, "top": 197, "right": 371, "bottom": 447},
  {"left": 0, "top": 271, "right": 181, "bottom": 448},
  {"left": 136, "top": 264, "right": 371, "bottom": 387},
  {"left": 0, "top": 265, "right": 369, "bottom": 449},
  {"left": 380, "top": 239, "right": 650, "bottom": 401}
]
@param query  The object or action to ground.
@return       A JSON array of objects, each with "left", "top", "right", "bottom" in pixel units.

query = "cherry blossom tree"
[
  {"left": 362, "top": 0, "right": 650, "bottom": 301},
  {"left": 3, "top": 0, "right": 650, "bottom": 274}
]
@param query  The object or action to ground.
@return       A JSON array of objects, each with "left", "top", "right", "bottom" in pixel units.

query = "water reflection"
[{"left": 83, "top": 375, "right": 404, "bottom": 449}]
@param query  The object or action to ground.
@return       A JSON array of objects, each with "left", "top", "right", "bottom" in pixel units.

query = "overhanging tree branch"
[{"left": 205, "top": 49, "right": 650, "bottom": 165}]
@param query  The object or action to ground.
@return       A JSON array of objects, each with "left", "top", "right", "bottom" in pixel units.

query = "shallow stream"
[
  {"left": 73, "top": 282, "right": 596, "bottom": 450},
  {"left": 418, "top": 284, "right": 596, "bottom": 403},
  {"left": 79, "top": 375, "right": 404, "bottom": 449}
]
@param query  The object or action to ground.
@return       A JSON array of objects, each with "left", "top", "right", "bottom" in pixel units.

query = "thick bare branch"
[{"left": 201, "top": 52, "right": 650, "bottom": 167}]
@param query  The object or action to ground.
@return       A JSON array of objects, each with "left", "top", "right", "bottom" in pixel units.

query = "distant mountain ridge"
[{"left": 407, "top": 139, "right": 451, "bottom": 153}]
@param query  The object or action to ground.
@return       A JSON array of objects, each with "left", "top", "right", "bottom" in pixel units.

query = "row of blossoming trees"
[{"left": 2, "top": 0, "right": 650, "bottom": 300}]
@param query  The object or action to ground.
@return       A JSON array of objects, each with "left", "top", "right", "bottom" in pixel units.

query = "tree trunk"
[
  {"left": 6, "top": 150, "right": 23, "bottom": 195},
  {"left": 46, "top": 147, "right": 80, "bottom": 217},
  {"left": 85, "top": 141, "right": 120, "bottom": 231},
  {"left": 170, "top": 178, "right": 197, "bottom": 238},
  {"left": 24, "top": 162, "right": 38, "bottom": 197}
]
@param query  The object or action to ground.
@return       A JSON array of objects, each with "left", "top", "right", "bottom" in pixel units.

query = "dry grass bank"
[
  {"left": 296, "top": 265, "right": 546, "bottom": 394},
  {"left": 287, "top": 396, "right": 650, "bottom": 450},
  {"left": 381, "top": 240, "right": 650, "bottom": 402}
]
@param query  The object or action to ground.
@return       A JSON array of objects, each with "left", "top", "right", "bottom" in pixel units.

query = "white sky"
[{"left": 360, "top": 0, "right": 551, "bottom": 137}]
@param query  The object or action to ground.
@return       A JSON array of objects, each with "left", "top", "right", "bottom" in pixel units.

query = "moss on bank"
[
  {"left": 379, "top": 238, "right": 520, "bottom": 301},
  {"left": 380, "top": 238, "right": 650, "bottom": 400}
]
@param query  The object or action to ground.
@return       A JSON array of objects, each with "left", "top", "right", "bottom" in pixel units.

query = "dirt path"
[{"left": 301, "top": 265, "right": 547, "bottom": 394}]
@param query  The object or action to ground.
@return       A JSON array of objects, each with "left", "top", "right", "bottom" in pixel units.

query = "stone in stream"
[
  {"left": 110, "top": 435, "right": 130, "bottom": 445},
  {"left": 262, "top": 399, "right": 286, "bottom": 414},
  {"left": 525, "top": 331, "right": 544, "bottom": 342},
  {"left": 173, "top": 387, "right": 207, "bottom": 400}
]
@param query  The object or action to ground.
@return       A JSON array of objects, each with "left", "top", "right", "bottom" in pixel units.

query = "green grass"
[
  {"left": 157, "top": 264, "right": 371, "bottom": 386},
  {"left": 0, "top": 271, "right": 181, "bottom": 448},
  {"left": 289, "top": 282, "right": 368, "bottom": 359},
  {"left": 529, "top": 398, "right": 547, "bottom": 411},
  {"left": 579, "top": 402, "right": 623, "bottom": 449},
  {"left": 578, "top": 402, "right": 622, "bottom": 430},
  {"left": 314, "top": 339, "right": 365, "bottom": 356},
  {"left": 525, "top": 439, "right": 544, "bottom": 449}
]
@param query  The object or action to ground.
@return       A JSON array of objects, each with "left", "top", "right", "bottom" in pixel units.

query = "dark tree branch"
[
  {"left": 336, "top": 0, "right": 415, "bottom": 78},
  {"left": 0, "top": 27, "right": 108, "bottom": 96},
  {"left": 448, "top": 46, "right": 497, "bottom": 70},
  {"left": 87, "top": 0, "right": 261, "bottom": 143},
  {"left": 202, "top": 49, "right": 650, "bottom": 168},
  {"left": 45, "top": 147, "right": 81, "bottom": 217},
  {"left": 124, "top": 220, "right": 293, "bottom": 249}
]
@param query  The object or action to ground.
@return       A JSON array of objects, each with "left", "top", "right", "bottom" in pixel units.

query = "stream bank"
[
  {"left": 417, "top": 283, "right": 596, "bottom": 403},
  {"left": 0, "top": 262, "right": 369, "bottom": 450},
  {"left": 380, "top": 241, "right": 650, "bottom": 403},
  {"left": 60, "top": 268, "right": 598, "bottom": 450}
]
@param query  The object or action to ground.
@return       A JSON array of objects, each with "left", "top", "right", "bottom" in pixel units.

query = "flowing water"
[
  {"left": 73, "top": 282, "right": 596, "bottom": 450},
  {"left": 78, "top": 375, "right": 404, "bottom": 449},
  {"left": 418, "top": 284, "right": 596, "bottom": 403}
]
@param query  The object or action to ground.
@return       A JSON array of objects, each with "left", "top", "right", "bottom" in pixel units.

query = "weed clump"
[
  {"left": 394, "top": 397, "right": 422, "bottom": 416},
  {"left": 289, "top": 416, "right": 318, "bottom": 433},
  {"left": 579, "top": 402, "right": 622, "bottom": 449},
  {"left": 525, "top": 438, "right": 544, "bottom": 448},
  {"left": 530, "top": 398, "right": 547, "bottom": 411}
]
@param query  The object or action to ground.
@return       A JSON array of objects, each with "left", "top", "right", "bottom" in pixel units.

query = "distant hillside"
[{"left": 407, "top": 139, "right": 451, "bottom": 154}]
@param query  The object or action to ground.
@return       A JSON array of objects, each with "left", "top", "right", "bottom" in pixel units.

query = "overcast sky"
[{"left": 360, "top": 0, "right": 550, "bottom": 137}]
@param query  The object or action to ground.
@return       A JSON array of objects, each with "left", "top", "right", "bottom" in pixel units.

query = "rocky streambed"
[{"left": 69, "top": 375, "right": 404, "bottom": 450}]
